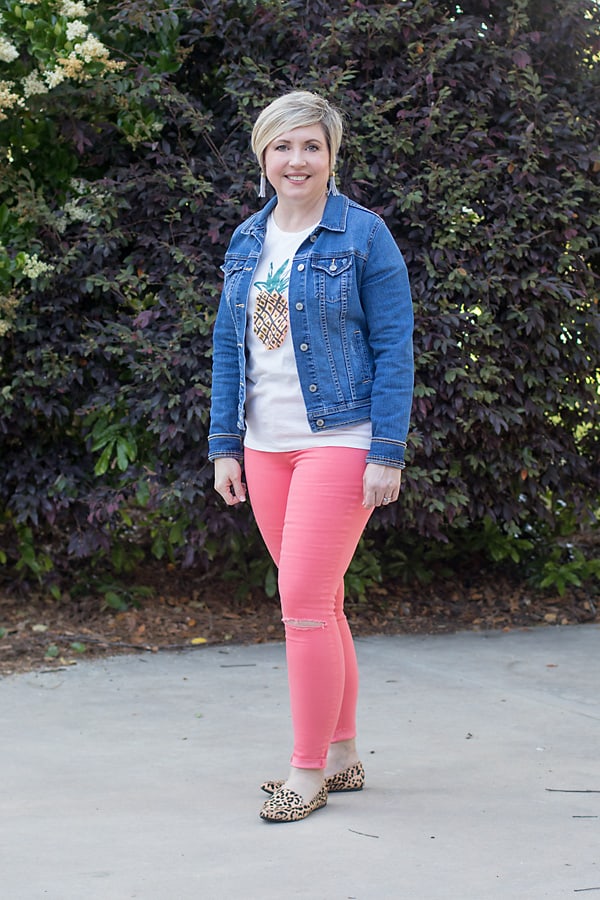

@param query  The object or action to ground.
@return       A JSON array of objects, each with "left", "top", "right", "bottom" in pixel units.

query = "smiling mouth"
[{"left": 286, "top": 175, "right": 309, "bottom": 182}]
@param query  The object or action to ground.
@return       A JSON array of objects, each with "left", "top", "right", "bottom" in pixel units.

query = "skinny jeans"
[{"left": 244, "top": 447, "right": 373, "bottom": 768}]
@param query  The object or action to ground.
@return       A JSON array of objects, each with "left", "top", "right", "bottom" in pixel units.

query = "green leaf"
[
  {"left": 116, "top": 439, "right": 130, "bottom": 471},
  {"left": 94, "top": 443, "right": 114, "bottom": 477},
  {"left": 103, "top": 591, "right": 129, "bottom": 611},
  {"left": 136, "top": 479, "right": 151, "bottom": 506},
  {"left": 264, "top": 564, "right": 277, "bottom": 599}
]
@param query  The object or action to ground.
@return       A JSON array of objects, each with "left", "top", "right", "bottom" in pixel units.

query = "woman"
[{"left": 208, "top": 91, "right": 414, "bottom": 823}]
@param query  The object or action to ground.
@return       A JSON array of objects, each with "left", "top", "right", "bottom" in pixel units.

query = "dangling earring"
[
  {"left": 328, "top": 172, "right": 339, "bottom": 196},
  {"left": 258, "top": 172, "right": 267, "bottom": 198}
]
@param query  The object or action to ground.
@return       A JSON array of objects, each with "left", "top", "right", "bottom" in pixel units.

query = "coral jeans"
[{"left": 244, "top": 446, "right": 373, "bottom": 768}]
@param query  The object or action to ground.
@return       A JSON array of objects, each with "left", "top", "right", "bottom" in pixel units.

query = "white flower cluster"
[
  {"left": 52, "top": 180, "right": 110, "bottom": 230},
  {"left": 69, "top": 177, "right": 87, "bottom": 194},
  {"left": 20, "top": 253, "right": 55, "bottom": 279},
  {"left": 73, "top": 33, "right": 110, "bottom": 63},
  {"left": 56, "top": 31, "right": 124, "bottom": 81},
  {"left": 69, "top": 178, "right": 109, "bottom": 204},
  {"left": 60, "top": 0, "right": 89, "bottom": 16},
  {"left": 62, "top": 198, "right": 96, "bottom": 223},
  {"left": 0, "top": 36, "right": 19, "bottom": 63},
  {"left": 0, "top": 293, "right": 19, "bottom": 339},
  {"left": 66, "top": 19, "right": 88, "bottom": 42},
  {"left": 0, "top": 79, "right": 24, "bottom": 121},
  {"left": 0, "top": 0, "right": 123, "bottom": 112},
  {"left": 44, "top": 67, "right": 66, "bottom": 88},
  {"left": 22, "top": 70, "right": 49, "bottom": 98}
]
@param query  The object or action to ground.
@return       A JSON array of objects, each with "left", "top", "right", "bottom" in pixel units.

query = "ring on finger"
[{"left": 382, "top": 496, "right": 391, "bottom": 504}]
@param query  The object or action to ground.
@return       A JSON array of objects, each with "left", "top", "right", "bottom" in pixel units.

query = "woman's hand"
[
  {"left": 214, "top": 458, "right": 247, "bottom": 506},
  {"left": 362, "top": 462, "right": 402, "bottom": 509}
]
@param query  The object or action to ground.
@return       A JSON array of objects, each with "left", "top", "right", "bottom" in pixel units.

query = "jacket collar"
[{"left": 240, "top": 194, "right": 349, "bottom": 236}]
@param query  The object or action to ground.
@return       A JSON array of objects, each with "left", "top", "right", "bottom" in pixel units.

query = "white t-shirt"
[{"left": 244, "top": 214, "right": 371, "bottom": 452}]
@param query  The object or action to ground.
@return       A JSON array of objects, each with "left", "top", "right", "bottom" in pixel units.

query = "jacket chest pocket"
[{"left": 311, "top": 256, "right": 353, "bottom": 304}]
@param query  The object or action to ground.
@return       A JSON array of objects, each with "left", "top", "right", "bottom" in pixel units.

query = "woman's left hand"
[{"left": 362, "top": 463, "right": 402, "bottom": 509}]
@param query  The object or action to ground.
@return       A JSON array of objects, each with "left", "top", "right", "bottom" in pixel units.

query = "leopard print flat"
[
  {"left": 259, "top": 784, "right": 328, "bottom": 823},
  {"left": 260, "top": 761, "right": 365, "bottom": 796},
  {"left": 325, "top": 761, "right": 365, "bottom": 793}
]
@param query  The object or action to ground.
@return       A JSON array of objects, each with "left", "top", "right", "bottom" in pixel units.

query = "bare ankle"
[
  {"left": 325, "top": 739, "right": 359, "bottom": 775},
  {"left": 284, "top": 766, "right": 325, "bottom": 803}
]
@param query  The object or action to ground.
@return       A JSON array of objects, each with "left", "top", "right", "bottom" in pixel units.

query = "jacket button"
[
  {"left": 300, "top": 342, "right": 308, "bottom": 351},
  {"left": 295, "top": 302, "right": 304, "bottom": 310},
  {"left": 310, "top": 235, "right": 317, "bottom": 243},
  {"left": 309, "top": 383, "right": 317, "bottom": 392},
  {"left": 316, "top": 419, "right": 325, "bottom": 427},
  {"left": 297, "top": 263, "right": 305, "bottom": 271}
]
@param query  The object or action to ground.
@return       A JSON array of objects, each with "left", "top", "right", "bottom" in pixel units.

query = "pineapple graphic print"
[{"left": 253, "top": 259, "right": 290, "bottom": 350}]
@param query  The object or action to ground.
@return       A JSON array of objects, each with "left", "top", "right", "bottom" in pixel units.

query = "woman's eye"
[{"left": 271, "top": 143, "right": 321, "bottom": 152}]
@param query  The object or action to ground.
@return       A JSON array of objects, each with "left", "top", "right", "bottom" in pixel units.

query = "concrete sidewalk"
[{"left": 2, "top": 625, "right": 598, "bottom": 900}]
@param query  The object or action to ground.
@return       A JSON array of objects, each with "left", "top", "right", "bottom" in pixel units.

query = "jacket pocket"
[
  {"left": 311, "top": 255, "right": 353, "bottom": 304},
  {"left": 351, "top": 329, "right": 373, "bottom": 386}
]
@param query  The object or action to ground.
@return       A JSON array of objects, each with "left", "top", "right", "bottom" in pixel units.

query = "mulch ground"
[{"left": 0, "top": 563, "right": 597, "bottom": 676}]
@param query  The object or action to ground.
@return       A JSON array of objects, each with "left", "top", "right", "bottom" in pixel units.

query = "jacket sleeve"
[
  {"left": 207, "top": 278, "right": 245, "bottom": 462},
  {"left": 360, "top": 219, "right": 414, "bottom": 468}
]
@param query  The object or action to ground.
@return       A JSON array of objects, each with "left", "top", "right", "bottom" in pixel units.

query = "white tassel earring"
[
  {"left": 258, "top": 172, "right": 267, "bottom": 198},
  {"left": 328, "top": 172, "right": 340, "bottom": 196}
]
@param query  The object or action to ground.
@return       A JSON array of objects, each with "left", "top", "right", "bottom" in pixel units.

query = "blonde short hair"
[{"left": 251, "top": 91, "right": 344, "bottom": 174}]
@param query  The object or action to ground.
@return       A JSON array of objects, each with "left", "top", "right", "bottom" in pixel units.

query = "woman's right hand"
[{"left": 214, "top": 458, "right": 247, "bottom": 506}]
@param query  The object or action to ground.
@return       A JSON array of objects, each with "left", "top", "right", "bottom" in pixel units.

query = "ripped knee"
[{"left": 282, "top": 617, "right": 326, "bottom": 630}]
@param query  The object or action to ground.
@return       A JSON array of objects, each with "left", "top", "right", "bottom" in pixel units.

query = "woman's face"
[{"left": 263, "top": 124, "right": 330, "bottom": 205}]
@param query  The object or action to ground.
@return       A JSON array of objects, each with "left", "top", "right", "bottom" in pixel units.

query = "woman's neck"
[{"left": 272, "top": 195, "right": 328, "bottom": 233}]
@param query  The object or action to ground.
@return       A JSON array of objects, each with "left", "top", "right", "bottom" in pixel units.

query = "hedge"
[{"left": 0, "top": 0, "right": 598, "bottom": 591}]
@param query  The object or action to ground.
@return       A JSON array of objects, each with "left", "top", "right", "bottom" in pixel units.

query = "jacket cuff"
[
  {"left": 366, "top": 437, "right": 407, "bottom": 469},
  {"left": 208, "top": 433, "right": 244, "bottom": 462}
]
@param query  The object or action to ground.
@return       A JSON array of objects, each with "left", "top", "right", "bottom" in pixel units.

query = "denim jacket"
[{"left": 208, "top": 193, "right": 414, "bottom": 468}]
